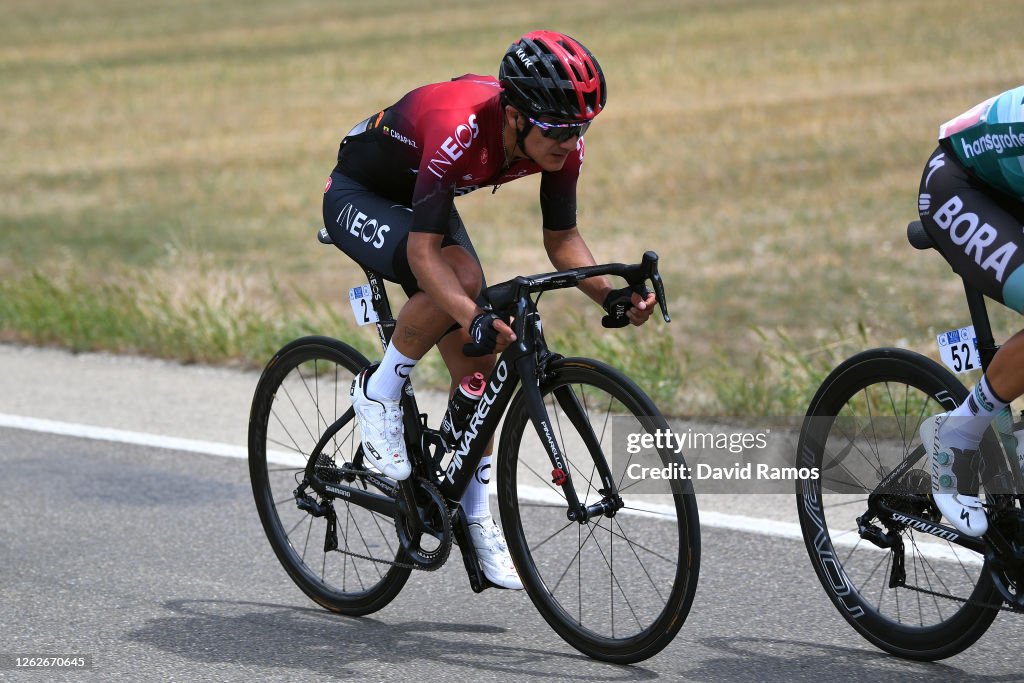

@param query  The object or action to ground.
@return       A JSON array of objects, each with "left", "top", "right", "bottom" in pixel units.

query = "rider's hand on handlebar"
[
  {"left": 462, "top": 312, "right": 517, "bottom": 357},
  {"left": 602, "top": 287, "right": 656, "bottom": 328}
]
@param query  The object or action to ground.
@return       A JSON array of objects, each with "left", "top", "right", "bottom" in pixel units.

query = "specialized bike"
[
  {"left": 795, "top": 220, "right": 1024, "bottom": 660},
  {"left": 247, "top": 235, "right": 700, "bottom": 663}
]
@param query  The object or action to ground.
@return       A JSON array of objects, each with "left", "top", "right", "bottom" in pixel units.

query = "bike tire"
[
  {"left": 796, "top": 347, "right": 1001, "bottom": 660},
  {"left": 248, "top": 336, "right": 412, "bottom": 616},
  {"left": 496, "top": 357, "right": 700, "bottom": 664}
]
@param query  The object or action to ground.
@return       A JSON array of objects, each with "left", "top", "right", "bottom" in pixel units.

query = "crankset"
[
  {"left": 862, "top": 489, "right": 1024, "bottom": 613},
  {"left": 393, "top": 476, "right": 454, "bottom": 571},
  {"left": 986, "top": 505, "right": 1024, "bottom": 611}
]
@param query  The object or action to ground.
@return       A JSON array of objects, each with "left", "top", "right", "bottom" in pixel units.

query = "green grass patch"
[
  {"left": 0, "top": 264, "right": 377, "bottom": 366},
  {"left": 5, "top": 0, "right": 1022, "bottom": 414}
]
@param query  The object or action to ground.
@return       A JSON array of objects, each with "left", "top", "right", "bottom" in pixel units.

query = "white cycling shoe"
[
  {"left": 468, "top": 519, "right": 524, "bottom": 590},
  {"left": 920, "top": 413, "right": 988, "bottom": 537},
  {"left": 350, "top": 369, "right": 412, "bottom": 481}
]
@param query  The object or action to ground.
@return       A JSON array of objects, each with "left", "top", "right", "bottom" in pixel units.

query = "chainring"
[
  {"left": 393, "top": 476, "right": 453, "bottom": 571},
  {"left": 986, "top": 504, "right": 1024, "bottom": 609}
]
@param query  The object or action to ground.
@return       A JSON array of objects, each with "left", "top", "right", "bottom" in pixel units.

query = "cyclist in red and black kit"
[{"left": 321, "top": 31, "right": 656, "bottom": 589}]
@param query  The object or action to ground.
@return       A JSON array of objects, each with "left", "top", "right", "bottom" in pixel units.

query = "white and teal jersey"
[{"left": 940, "top": 86, "right": 1024, "bottom": 200}]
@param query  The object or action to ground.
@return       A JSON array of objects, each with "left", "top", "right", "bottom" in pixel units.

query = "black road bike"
[
  {"left": 247, "top": 238, "right": 700, "bottom": 663},
  {"left": 796, "top": 220, "right": 1024, "bottom": 660}
]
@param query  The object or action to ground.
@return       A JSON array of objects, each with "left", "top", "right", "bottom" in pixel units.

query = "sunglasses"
[{"left": 526, "top": 115, "right": 591, "bottom": 142}]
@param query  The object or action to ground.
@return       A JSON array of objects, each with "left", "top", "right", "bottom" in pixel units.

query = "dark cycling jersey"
[
  {"left": 917, "top": 87, "right": 1024, "bottom": 312},
  {"left": 334, "top": 74, "right": 584, "bottom": 235},
  {"left": 939, "top": 86, "right": 1024, "bottom": 201}
]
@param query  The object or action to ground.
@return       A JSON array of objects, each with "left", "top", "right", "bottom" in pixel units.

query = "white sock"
[
  {"left": 461, "top": 455, "right": 493, "bottom": 522},
  {"left": 367, "top": 344, "right": 417, "bottom": 401},
  {"left": 940, "top": 375, "right": 1009, "bottom": 450}
]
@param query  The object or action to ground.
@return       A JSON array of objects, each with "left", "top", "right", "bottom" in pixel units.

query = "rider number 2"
[{"left": 349, "top": 285, "right": 379, "bottom": 326}]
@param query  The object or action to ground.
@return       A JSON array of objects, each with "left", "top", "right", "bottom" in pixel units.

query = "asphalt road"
[{"left": 1, "top": 345, "right": 1023, "bottom": 681}]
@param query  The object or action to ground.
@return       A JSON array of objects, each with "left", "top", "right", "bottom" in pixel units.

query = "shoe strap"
[{"left": 950, "top": 448, "right": 981, "bottom": 496}]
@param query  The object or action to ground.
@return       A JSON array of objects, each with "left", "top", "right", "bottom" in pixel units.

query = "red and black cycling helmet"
[{"left": 499, "top": 30, "right": 606, "bottom": 122}]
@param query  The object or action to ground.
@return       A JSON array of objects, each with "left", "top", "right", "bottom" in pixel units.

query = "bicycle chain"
[
  {"left": 317, "top": 467, "right": 454, "bottom": 572},
  {"left": 898, "top": 582, "right": 1024, "bottom": 614},
  {"left": 875, "top": 489, "right": 1024, "bottom": 614},
  {"left": 327, "top": 518, "right": 459, "bottom": 572},
  {"left": 327, "top": 544, "right": 422, "bottom": 571}
]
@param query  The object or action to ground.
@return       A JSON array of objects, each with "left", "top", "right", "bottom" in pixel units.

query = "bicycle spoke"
[
  {"left": 549, "top": 520, "right": 601, "bottom": 596},
  {"left": 520, "top": 457, "right": 569, "bottom": 500},
  {"left": 796, "top": 351, "right": 1001, "bottom": 659},
  {"left": 503, "top": 361, "right": 696, "bottom": 659},
  {"left": 273, "top": 492, "right": 297, "bottom": 509},
  {"left": 611, "top": 518, "right": 667, "bottom": 602},
  {"left": 279, "top": 381, "right": 320, "bottom": 447},
  {"left": 528, "top": 520, "right": 578, "bottom": 553},
  {"left": 620, "top": 504, "right": 678, "bottom": 519},
  {"left": 251, "top": 341, "right": 408, "bottom": 616},
  {"left": 571, "top": 517, "right": 680, "bottom": 569},
  {"left": 583, "top": 520, "right": 645, "bottom": 632},
  {"left": 301, "top": 514, "right": 313, "bottom": 563}
]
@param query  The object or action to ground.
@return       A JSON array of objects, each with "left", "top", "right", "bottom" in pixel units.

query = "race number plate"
[
  {"left": 349, "top": 285, "right": 379, "bottom": 326},
  {"left": 936, "top": 325, "right": 980, "bottom": 374}
]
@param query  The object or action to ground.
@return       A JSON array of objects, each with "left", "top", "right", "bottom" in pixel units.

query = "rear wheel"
[
  {"left": 248, "top": 336, "right": 411, "bottom": 615},
  {"left": 796, "top": 348, "right": 1001, "bottom": 660},
  {"left": 497, "top": 357, "right": 700, "bottom": 664}
]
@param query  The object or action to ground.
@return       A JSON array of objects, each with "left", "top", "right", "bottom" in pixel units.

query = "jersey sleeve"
[
  {"left": 410, "top": 110, "right": 484, "bottom": 234},
  {"left": 410, "top": 165, "right": 457, "bottom": 236},
  {"left": 538, "top": 137, "right": 585, "bottom": 230}
]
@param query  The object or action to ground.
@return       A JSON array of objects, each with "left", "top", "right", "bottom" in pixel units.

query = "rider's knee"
[{"left": 442, "top": 246, "right": 483, "bottom": 298}]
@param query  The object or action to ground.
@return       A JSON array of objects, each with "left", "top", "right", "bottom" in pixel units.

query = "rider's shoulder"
[
  {"left": 399, "top": 75, "right": 500, "bottom": 125},
  {"left": 987, "top": 85, "right": 1024, "bottom": 122},
  {"left": 407, "top": 74, "right": 500, "bottom": 104},
  {"left": 939, "top": 85, "right": 1024, "bottom": 138},
  {"left": 450, "top": 73, "right": 501, "bottom": 89}
]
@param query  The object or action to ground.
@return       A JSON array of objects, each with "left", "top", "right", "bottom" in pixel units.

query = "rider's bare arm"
[
  {"left": 407, "top": 232, "right": 480, "bottom": 329},
  {"left": 542, "top": 227, "right": 612, "bottom": 304},
  {"left": 544, "top": 227, "right": 655, "bottom": 325},
  {"left": 407, "top": 232, "right": 515, "bottom": 347}
]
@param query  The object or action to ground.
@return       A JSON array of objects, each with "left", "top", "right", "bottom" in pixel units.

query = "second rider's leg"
[
  {"left": 983, "top": 330, "right": 1024, "bottom": 401},
  {"left": 917, "top": 145, "right": 1024, "bottom": 536}
]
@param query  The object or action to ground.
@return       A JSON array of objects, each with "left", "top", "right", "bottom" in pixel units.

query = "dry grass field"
[{"left": 3, "top": 0, "right": 1024, "bottom": 413}]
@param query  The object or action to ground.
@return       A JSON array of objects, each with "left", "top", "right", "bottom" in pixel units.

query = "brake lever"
[{"left": 639, "top": 251, "right": 671, "bottom": 323}]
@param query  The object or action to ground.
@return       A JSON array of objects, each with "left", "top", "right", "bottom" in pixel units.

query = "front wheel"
[
  {"left": 497, "top": 357, "right": 700, "bottom": 664},
  {"left": 796, "top": 348, "right": 1001, "bottom": 660}
]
